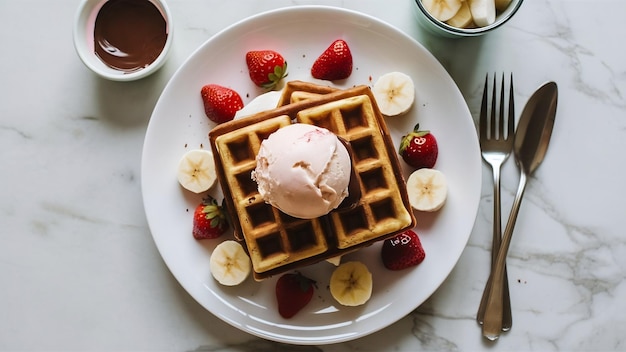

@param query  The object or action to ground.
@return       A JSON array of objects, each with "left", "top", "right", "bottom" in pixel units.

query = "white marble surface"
[{"left": 1, "top": 0, "right": 625, "bottom": 350}]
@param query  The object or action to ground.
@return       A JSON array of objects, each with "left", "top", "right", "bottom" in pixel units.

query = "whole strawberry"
[
  {"left": 275, "top": 272, "right": 316, "bottom": 319},
  {"left": 192, "top": 196, "right": 229, "bottom": 240},
  {"left": 381, "top": 230, "right": 426, "bottom": 271},
  {"left": 245, "top": 50, "right": 288, "bottom": 89},
  {"left": 399, "top": 124, "right": 438, "bottom": 169},
  {"left": 311, "top": 39, "right": 353, "bottom": 81},
  {"left": 200, "top": 84, "right": 244, "bottom": 123}
]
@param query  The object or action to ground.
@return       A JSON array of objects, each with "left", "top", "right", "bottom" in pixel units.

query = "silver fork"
[{"left": 476, "top": 73, "right": 514, "bottom": 331}]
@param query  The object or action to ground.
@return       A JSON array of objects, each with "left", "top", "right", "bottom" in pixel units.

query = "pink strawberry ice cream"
[{"left": 252, "top": 123, "right": 351, "bottom": 219}]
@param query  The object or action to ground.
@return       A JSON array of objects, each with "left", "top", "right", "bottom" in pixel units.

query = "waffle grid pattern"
[
  {"left": 296, "top": 95, "right": 414, "bottom": 249},
  {"left": 214, "top": 115, "right": 329, "bottom": 273}
]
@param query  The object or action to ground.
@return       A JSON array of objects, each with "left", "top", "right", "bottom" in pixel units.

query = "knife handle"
[{"left": 482, "top": 170, "right": 528, "bottom": 340}]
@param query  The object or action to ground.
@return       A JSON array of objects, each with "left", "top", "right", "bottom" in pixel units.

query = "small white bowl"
[
  {"left": 73, "top": 0, "right": 173, "bottom": 81},
  {"left": 414, "top": 0, "right": 524, "bottom": 38}
]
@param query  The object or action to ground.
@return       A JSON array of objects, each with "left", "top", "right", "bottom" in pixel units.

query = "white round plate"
[{"left": 141, "top": 6, "right": 481, "bottom": 345}]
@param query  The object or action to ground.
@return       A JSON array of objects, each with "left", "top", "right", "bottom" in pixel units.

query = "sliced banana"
[
  {"left": 325, "top": 255, "right": 342, "bottom": 266},
  {"left": 329, "top": 261, "right": 373, "bottom": 306},
  {"left": 177, "top": 149, "right": 217, "bottom": 193},
  {"left": 372, "top": 72, "right": 415, "bottom": 117},
  {"left": 495, "top": 0, "right": 512, "bottom": 11},
  {"left": 468, "top": 0, "right": 496, "bottom": 27},
  {"left": 234, "top": 90, "right": 282, "bottom": 119},
  {"left": 446, "top": 1, "right": 473, "bottom": 28},
  {"left": 209, "top": 240, "right": 251, "bottom": 286},
  {"left": 407, "top": 168, "right": 448, "bottom": 212},
  {"left": 422, "top": 0, "right": 463, "bottom": 22}
]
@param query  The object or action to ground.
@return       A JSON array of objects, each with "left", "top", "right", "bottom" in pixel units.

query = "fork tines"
[{"left": 480, "top": 73, "right": 515, "bottom": 142}]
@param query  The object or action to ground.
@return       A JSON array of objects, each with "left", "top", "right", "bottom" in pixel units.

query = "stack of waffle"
[{"left": 209, "top": 81, "right": 416, "bottom": 280}]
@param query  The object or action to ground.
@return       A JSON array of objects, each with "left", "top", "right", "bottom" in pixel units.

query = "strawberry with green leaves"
[
  {"left": 275, "top": 272, "right": 316, "bottom": 319},
  {"left": 245, "top": 50, "right": 288, "bottom": 89},
  {"left": 311, "top": 39, "right": 353, "bottom": 81},
  {"left": 381, "top": 230, "right": 426, "bottom": 270},
  {"left": 399, "top": 123, "right": 439, "bottom": 169},
  {"left": 192, "top": 196, "right": 229, "bottom": 240},
  {"left": 200, "top": 84, "right": 244, "bottom": 124}
]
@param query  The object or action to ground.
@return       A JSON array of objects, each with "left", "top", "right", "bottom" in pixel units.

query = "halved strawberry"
[
  {"left": 245, "top": 50, "right": 288, "bottom": 89},
  {"left": 275, "top": 272, "right": 316, "bottom": 319},
  {"left": 311, "top": 39, "right": 353, "bottom": 81},
  {"left": 381, "top": 230, "right": 426, "bottom": 270},
  {"left": 200, "top": 84, "right": 244, "bottom": 124},
  {"left": 192, "top": 196, "right": 229, "bottom": 240}
]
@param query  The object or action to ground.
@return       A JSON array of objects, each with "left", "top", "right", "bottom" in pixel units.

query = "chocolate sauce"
[{"left": 94, "top": 0, "right": 167, "bottom": 72}]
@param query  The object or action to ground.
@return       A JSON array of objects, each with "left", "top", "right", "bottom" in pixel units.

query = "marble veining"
[{"left": 1, "top": 0, "right": 625, "bottom": 351}]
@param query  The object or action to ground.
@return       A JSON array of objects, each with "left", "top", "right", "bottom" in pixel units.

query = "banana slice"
[
  {"left": 495, "top": 0, "right": 512, "bottom": 11},
  {"left": 422, "top": 0, "right": 463, "bottom": 22},
  {"left": 234, "top": 90, "right": 282, "bottom": 119},
  {"left": 209, "top": 240, "right": 251, "bottom": 286},
  {"left": 177, "top": 149, "right": 217, "bottom": 193},
  {"left": 468, "top": 0, "right": 496, "bottom": 27},
  {"left": 325, "top": 255, "right": 342, "bottom": 266},
  {"left": 446, "top": 1, "right": 473, "bottom": 28},
  {"left": 372, "top": 72, "right": 415, "bottom": 117},
  {"left": 329, "top": 261, "right": 373, "bottom": 306},
  {"left": 407, "top": 168, "right": 448, "bottom": 212}
]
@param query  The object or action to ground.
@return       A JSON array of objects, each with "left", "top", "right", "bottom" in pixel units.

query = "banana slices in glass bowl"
[{"left": 414, "top": 0, "right": 524, "bottom": 37}]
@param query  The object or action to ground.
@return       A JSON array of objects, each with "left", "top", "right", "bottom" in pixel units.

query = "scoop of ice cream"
[{"left": 252, "top": 123, "right": 351, "bottom": 219}]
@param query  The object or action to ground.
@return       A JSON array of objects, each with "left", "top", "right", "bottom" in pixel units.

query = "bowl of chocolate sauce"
[{"left": 73, "top": 0, "right": 173, "bottom": 81}]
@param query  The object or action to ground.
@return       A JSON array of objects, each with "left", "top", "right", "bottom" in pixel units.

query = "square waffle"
[
  {"left": 210, "top": 115, "right": 330, "bottom": 274},
  {"left": 209, "top": 83, "right": 416, "bottom": 279}
]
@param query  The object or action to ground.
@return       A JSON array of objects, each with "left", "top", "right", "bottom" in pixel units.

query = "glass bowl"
[{"left": 414, "top": 0, "right": 524, "bottom": 37}]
